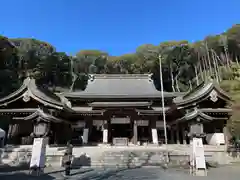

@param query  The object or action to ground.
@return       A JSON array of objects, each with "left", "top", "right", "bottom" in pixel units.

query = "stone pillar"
[
  {"left": 102, "top": 121, "right": 108, "bottom": 144},
  {"left": 182, "top": 127, "right": 187, "bottom": 145},
  {"left": 150, "top": 119, "right": 158, "bottom": 145},
  {"left": 133, "top": 120, "right": 138, "bottom": 145}
]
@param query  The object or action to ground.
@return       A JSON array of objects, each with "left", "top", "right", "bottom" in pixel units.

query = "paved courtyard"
[{"left": 0, "top": 164, "right": 240, "bottom": 180}]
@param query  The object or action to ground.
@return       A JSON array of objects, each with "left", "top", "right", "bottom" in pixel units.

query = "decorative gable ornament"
[
  {"left": 22, "top": 91, "right": 31, "bottom": 102},
  {"left": 210, "top": 89, "right": 218, "bottom": 102}
]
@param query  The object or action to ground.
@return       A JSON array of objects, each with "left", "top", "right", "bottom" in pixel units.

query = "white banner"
[
  {"left": 192, "top": 138, "right": 206, "bottom": 170},
  {"left": 83, "top": 128, "right": 89, "bottom": 144},
  {"left": 30, "top": 138, "right": 47, "bottom": 168},
  {"left": 151, "top": 129, "right": 158, "bottom": 144},
  {"left": 103, "top": 129, "right": 108, "bottom": 143}
]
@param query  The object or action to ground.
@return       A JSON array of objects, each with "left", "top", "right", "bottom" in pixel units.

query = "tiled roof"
[{"left": 64, "top": 74, "right": 182, "bottom": 98}]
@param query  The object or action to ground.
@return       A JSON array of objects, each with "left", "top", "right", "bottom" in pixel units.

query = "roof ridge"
[{"left": 89, "top": 74, "right": 153, "bottom": 79}]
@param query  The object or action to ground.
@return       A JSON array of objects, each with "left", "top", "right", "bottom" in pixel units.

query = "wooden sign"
[
  {"left": 136, "top": 120, "right": 149, "bottom": 126},
  {"left": 111, "top": 117, "right": 130, "bottom": 124}
]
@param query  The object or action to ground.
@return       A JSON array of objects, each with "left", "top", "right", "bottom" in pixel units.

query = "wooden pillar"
[
  {"left": 9, "top": 122, "right": 20, "bottom": 144},
  {"left": 176, "top": 127, "right": 180, "bottom": 144},
  {"left": 7, "top": 123, "right": 13, "bottom": 140},
  {"left": 133, "top": 120, "right": 138, "bottom": 145},
  {"left": 170, "top": 128, "right": 175, "bottom": 144},
  {"left": 181, "top": 126, "right": 187, "bottom": 145}
]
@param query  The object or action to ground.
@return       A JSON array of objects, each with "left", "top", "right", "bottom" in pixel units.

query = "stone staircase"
[
  {"left": 2, "top": 145, "right": 240, "bottom": 168},
  {"left": 71, "top": 149, "right": 169, "bottom": 168}
]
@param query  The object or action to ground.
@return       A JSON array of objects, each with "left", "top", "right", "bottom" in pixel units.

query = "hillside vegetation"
[{"left": 1, "top": 24, "right": 240, "bottom": 135}]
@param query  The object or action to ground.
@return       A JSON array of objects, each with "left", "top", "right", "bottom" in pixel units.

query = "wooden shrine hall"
[{"left": 0, "top": 74, "right": 232, "bottom": 146}]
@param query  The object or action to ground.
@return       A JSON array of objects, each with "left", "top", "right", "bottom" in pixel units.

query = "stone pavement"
[{"left": 0, "top": 165, "right": 240, "bottom": 180}]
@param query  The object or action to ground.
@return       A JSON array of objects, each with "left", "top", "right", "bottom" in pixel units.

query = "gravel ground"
[{"left": 0, "top": 165, "right": 240, "bottom": 180}]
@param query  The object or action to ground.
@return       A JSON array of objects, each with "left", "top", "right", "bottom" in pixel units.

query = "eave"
[
  {"left": 200, "top": 108, "right": 232, "bottom": 113},
  {"left": 71, "top": 107, "right": 105, "bottom": 116},
  {"left": 171, "top": 109, "right": 228, "bottom": 125},
  {"left": 88, "top": 101, "right": 152, "bottom": 107},
  {"left": 62, "top": 94, "right": 179, "bottom": 99},
  {"left": 173, "top": 81, "right": 231, "bottom": 108},
  {"left": 0, "top": 108, "right": 37, "bottom": 113},
  {"left": 13, "top": 109, "right": 71, "bottom": 124},
  {"left": 136, "top": 107, "right": 170, "bottom": 115}
]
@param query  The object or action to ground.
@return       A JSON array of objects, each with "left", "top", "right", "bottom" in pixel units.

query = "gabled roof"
[
  {"left": 172, "top": 109, "right": 227, "bottom": 125},
  {"left": 173, "top": 80, "right": 231, "bottom": 107},
  {"left": 63, "top": 74, "right": 182, "bottom": 99},
  {"left": 0, "top": 77, "right": 70, "bottom": 110},
  {"left": 13, "top": 109, "right": 71, "bottom": 124}
]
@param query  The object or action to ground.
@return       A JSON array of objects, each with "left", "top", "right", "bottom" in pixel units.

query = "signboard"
[
  {"left": 111, "top": 117, "right": 130, "bottom": 124},
  {"left": 151, "top": 129, "right": 159, "bottom": 144},
  {"left": 136, "top": 120, "right": 149, "bottom": 126},
  {"left": 192, "top": 138, "right": 206, "bottom": 170},
  {"left": 30, "top": 138, "right": 47, "bottom": 168}
]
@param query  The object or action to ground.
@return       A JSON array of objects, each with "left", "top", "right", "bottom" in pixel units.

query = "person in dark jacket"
[{"left": 63, "top": 141, "right": 73, "bottom": 176}]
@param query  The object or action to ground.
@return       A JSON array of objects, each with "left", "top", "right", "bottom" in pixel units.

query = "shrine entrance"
[
  {"left": 137, "top": 126, "right": 151, "bottom": 144},
  {"left": 89, "top": 126, "right": 103, "bottom": 143},
  {"left": 111, "top": 124, "right": 132, "bottom": 139},
  {"left": 110, "top": 117, "right": 132, "bottom": 145}
]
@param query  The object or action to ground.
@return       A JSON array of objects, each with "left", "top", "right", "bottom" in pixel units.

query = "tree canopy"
[{"left": 1, "top": 24, "right": 240, "bottom": 134}]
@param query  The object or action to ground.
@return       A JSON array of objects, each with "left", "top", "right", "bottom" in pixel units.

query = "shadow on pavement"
[
  {"left": 0, "top": 163, "right": 29, "bottom": 173},
  {"left": 70, "top": 168, "right": 93, "bottom": 176},
  {"left": 0, "top": 172, "right": 57, "bottom": 180}
]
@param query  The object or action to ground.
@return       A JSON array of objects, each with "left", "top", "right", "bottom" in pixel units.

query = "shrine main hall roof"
[{"left": 63, "top": 74, "right": 184, "bottom": 99}]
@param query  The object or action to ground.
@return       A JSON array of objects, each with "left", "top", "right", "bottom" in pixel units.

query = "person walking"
[{"left": 63, "top": 141, "right": 73, "bottom": 176}]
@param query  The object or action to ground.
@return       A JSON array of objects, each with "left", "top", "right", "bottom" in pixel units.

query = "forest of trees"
[{"left": 1, "top": 24, "right": 240, "bottom": 134}]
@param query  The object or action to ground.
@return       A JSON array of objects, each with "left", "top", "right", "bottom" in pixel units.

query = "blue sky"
[{"left": 1, "top": 0, "right": 239, "bottom": 56}]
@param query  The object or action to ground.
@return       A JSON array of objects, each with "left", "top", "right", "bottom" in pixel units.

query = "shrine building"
[{"left": 0, "top": 74, "right": 232, "bottom": 146}]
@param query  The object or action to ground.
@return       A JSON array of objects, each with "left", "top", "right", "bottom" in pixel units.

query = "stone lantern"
[{"left": 33, "top": 117, "right": 49, "bottom": 138}]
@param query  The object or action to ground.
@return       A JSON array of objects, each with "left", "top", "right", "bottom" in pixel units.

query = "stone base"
[{"left": 2, "top": 145, "right": 240, "bottom": 168}]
